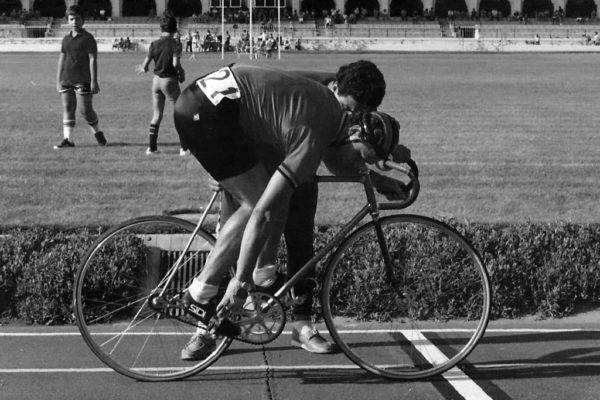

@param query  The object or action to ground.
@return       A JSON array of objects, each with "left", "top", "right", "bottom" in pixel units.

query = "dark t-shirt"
[
  {"left": 60, "top": 30, "right": 97, "bottom": 85},
  {"left": 230, "top": 64, "right": 345, "bottom": 187},
  {"left": 288, "top": 70, "right": 336, "bottom": 87},
  {"left": 148, "top": 36, "right": 182, "bottom": 78}
]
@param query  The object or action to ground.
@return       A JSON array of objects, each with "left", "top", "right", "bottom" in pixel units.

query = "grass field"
[{"left": 1, "top": 51, "right": 599, "bottom": 227}]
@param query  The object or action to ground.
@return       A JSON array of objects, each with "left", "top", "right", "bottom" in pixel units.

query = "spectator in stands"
[
  {"left": 593, "top": 32, "right": 599, "bottom": 45},
  {"left": 380, "top": 8, "right": 389, "bottom": 21},
  {"left": 558, "top": 6, "right": 564, "bottom": 24},
  {"left": 265, "top": 34, "right": 276, "bottom": 57},
  {"left": 136, "top": 12, "right": 187, "bottom": 156},
  {"left": 184, "top": 30, "right": 193, "bottom": 53},
  {"left": 54, "top": 5, "right": 106, "bottom": 149},
  {"left": 224, "top": 31, "right": 232, "bottom": 51},
  {"left": 527, "top": 34, "right": 541, "bottom": 44},
  {"left": 470, "top": 8, "right": 478, "bottom": 20},
  {"left": 193, "top": 31, "right": 200, "bottom": 52},
  {"left": 401, "top": 8, "right": 408, "bottom": 21}
]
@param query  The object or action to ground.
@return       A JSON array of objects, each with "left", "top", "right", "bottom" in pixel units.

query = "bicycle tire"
[
  {"left": 74, "top": 215, "right": 232, "bottom": 381},
  {"left": 321, "top": 214, "right": 491, "bottom": 380}
]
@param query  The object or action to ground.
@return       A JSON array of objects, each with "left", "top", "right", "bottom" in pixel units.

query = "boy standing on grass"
[
  {"left": 136, "top": 12, "right": 188, "bottom": 155},
  {"left": 54, "top": 5, "right": 107, "bottom": 149}
]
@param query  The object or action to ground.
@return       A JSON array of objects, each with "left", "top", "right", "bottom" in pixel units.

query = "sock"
[
  {"left": 188, "top": 279, "right": 219, "bottom": 304},
  {"left": 149, "top": 124, "right": 159, "bottom": 151},
  {"left": 88, "top": 120, "right": 99, "bottom": 134},
  {"left": 295, "top": 319, "right": 312, "bottom": 333},
  {"left": 253, "top": 264, "right": 277, "bottom": 287},
  {"left": 63, "top": 120, "right": 75, "bottom": 140}
]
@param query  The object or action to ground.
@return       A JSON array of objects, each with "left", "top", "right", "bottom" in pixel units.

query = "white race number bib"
[{"left": 195, "top": 67, "right": 241, "bottom": 106}]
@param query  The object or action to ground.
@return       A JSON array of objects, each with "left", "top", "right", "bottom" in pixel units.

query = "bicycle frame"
[
  {"left": 273, "top": 161, "right": 418, "bottom": 302},
  {"left": 160, "top": 160, "right": 419, "bottom": 306}
]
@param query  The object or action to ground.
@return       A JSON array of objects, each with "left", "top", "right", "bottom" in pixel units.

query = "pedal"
[{"left": 213, "top": 318, "right": 241, "bottom": 338}]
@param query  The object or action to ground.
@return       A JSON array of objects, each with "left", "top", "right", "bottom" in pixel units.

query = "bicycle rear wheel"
[
  {"left": 322, "top": 214, "right": 491, "bottom": 380},
  {"left": 74, "top": 216, "right": 232, "bottom": 381}
]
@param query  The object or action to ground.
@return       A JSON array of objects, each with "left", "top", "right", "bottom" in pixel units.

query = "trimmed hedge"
[{"left": 1, "top": 222, "right": 599, "bottom": 325}]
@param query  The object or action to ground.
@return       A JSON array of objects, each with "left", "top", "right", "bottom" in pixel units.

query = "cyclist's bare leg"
[
  {"left": 218, "top": 188, "right": 285, "bottom": 286},
  {"left": 189, "top": 163, "right": 271, "bottom": 298}
]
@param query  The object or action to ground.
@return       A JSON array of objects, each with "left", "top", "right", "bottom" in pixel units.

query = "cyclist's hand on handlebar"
[
  {"left": 373, "top": 174, "right": 409, "bottom": 201},
  {"left": 391, "top": 144, "right": 412, "bottom": 163},
  {"left": 375, "top": 144, "right": 411, "bottom": 171}
]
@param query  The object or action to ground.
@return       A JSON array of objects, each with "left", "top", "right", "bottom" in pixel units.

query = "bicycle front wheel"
[
  {"left": 74, "top": 216, "right": 232, "bottom": 381},
  {"left": 322, "top": 214, "right": 491, "bottom": 380}
]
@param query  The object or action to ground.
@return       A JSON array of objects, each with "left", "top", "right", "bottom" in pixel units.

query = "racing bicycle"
[{"left": 73, "top": 159, "right": 491, "bottom": 382}]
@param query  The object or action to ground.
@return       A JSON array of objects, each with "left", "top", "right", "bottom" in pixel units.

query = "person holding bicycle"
[
  {"left": 215, "top": 61, "right": 410, "bottom": 356},
  {"left": 174, "top": 63, "right": 407, "bottom": 361}
]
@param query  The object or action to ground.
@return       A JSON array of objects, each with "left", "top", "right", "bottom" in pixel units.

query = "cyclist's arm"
[
  {"left": 216, "top": 170, "right": 294, "bottom": 317},
  {"left": 236, "top": 170, "right": 294, "bottom": 282}
]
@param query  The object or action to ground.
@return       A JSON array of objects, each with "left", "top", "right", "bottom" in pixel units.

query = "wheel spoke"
[
  {"left": 74, "top": 216, "right": 232, "bottom": 381},
  {"left": 322, "top": 215, "right": 490, "bottom": 380}
]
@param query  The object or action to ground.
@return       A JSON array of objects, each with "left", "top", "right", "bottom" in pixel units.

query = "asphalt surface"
[{"left": 1, "top": 313, "right": 600, "bottom": 400}]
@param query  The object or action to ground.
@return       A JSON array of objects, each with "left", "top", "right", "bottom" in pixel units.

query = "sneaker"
[
  {"left": 181, "top": 332, "right": 217, "bottom": 361},
  {"left": 53, "top": 138, "right": 74, "bottom": 149},
  {"left": 94, "top": 131, "right": 107, "bottom": 146},
  {"left": 179, "top": 148, "right": 190, "bottom": 156},
  {"left": 291, "top": 325, "right": 335, "bottom": 354},
  {"left": 146, "top": 147, "right": 160, "bottom": 155},
  {"left": 181, "top": 291, "right": 239, "bottom": 337}
]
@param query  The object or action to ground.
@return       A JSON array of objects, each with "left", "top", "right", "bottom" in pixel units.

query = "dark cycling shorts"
[
  {"left": 59, "top": 82, "right": 92, "bottom": 95},
  {"left": 174, "top": 83, "right": 258, "bottom": 181}
]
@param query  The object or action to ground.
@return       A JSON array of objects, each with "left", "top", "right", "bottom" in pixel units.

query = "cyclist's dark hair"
[
  {"left": 335, "top": 60, "right": 386, "bottom": 110},
  {"left": 160, "top": 12, "right": 177, "bottom": 33},
  {"left": 66, "top": 5, "right": 83, "bottom": 17}
]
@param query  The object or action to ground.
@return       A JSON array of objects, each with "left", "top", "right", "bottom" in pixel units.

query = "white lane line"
[
  {"left": 401, "top": 329, "right": 493, "bottom": 400},
  {"left": 1, "top": 327, "right": 597, "bottom": 336},
  {"left": 1, "top": 362, "right": 599, "bottom": 374},
  {"left": 0, "top": 365, "right": 361, "bottom": 374},
  {"left": 422, "top": 161, "right": 599, "bottom": 168}
]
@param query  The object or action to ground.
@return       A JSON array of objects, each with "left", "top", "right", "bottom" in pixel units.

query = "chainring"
[{"left": 229, "top": 292, "right": 286, "bottom": 345}]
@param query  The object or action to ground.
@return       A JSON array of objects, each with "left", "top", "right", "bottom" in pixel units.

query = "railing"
[
  {"left": 0, "top": 23, "right": 50, "bottom": 38},
  {"left": 53, "top": 22, "right": 443, "bottom": 39}
]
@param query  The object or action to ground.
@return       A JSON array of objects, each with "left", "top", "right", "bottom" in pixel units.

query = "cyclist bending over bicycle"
[{"left": 173, "top": 63, "right": 410, "bottom": 361}]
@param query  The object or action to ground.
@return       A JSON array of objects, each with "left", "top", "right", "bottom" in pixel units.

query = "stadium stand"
[
  {"left": 451, "top": 19, "right": 600, "bottom": 38},
  {"left": 50, "top": 18, "right": 444, "bottom": 39},
  {"left": 3, "top": 14, "right": 600, "bottom": 42},
  {"left": 0, "top": 16, "right": 51, "bottom": 38}
]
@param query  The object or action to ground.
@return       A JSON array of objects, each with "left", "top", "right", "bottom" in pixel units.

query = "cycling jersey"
[{"left": 174, "top": 64, "right": 347, "bottom": 188}]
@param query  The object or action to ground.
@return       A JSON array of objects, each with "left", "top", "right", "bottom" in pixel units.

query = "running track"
[{"left": 1, "top": 315, "right": 600, "bottom": 400}]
